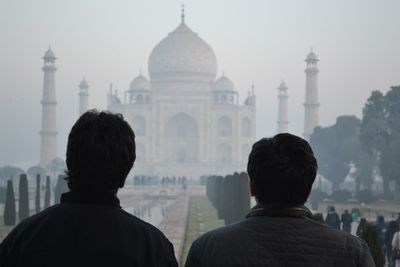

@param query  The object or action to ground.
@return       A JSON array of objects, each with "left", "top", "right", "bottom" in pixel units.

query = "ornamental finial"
[{"left": 181, "top": 4, "right": 185, "bottom": 23}]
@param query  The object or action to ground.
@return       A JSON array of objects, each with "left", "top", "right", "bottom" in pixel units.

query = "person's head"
[
  {"left": 329, "top": 206, "right": 335, "bottom": 212},
  {"left": 344, "top": 209, "right": 349, "bottom": 213},
  {"left": 360, "top": 218, "right": 367, "bottom": 226},
  {"left": 65, "top": 110, "right": 136, "bottom": 194},
  {"left": 247, "top": 133, "right": 318, "bottom": 206}
]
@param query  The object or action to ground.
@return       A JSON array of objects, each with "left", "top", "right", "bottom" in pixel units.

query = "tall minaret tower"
[
  {"left": 39, "top": 47, "right": 58, "bottom": 166},
  {"left": 303, "top": 49, "right": 320, "bottom": 140},
  {"left": 78, "top": 78, "right": 89, "bottom": 116},
  {"left": 277, "top": 80, "right": 289, "bottom": 133}
]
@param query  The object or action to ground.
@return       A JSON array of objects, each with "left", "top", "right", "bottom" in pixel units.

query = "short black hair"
[
  {"left": 66, "top": 110, "right": 136, "bottom": 193},
  {"left": 247, "top": 133, "right": 317, "bottom": 205}
]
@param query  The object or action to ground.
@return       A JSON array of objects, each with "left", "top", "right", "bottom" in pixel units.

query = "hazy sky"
[{"left": 0, "top": 0, "right": 399, "bottom": 167}]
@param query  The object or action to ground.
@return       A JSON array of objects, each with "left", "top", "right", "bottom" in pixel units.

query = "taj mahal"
[{"left": 38, "top": 9, "right": 320, "bottom": 179}]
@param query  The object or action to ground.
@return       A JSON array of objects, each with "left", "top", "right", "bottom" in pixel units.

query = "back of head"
[
  {"left": 66, "top": 110, "right": 136, "bottom": 194},
  {"left": 247, "top": 133, "right": 317, "bottom": 205}
]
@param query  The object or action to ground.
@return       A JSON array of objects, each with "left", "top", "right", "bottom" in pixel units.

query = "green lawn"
[
  {"left": 0, "top": 217, "right": 14, "bottom": 242},
  {"left": 180, "top": 196, "right": 224, "bottom": 266}
]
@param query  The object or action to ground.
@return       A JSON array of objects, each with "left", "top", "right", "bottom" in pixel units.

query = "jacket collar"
[
  {"left": 246, "top": 203, "right": 313, "bottom": 219},
  {"left": 61, "top": 191, "right": 121, "bottom": 208}
]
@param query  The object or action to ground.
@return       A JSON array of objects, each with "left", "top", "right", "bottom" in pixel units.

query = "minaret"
[
  {"left": 303, "top": 49, "right": 320, "bottom": 140},
  {"left": 78, "top": 78, "right": 89, "bottom": 116},
  {"left": 277, "top": 80, "right": 289, "bottom": 133},
  {"left": 39, "top": 47, "right": 58, "bottom": 166}
]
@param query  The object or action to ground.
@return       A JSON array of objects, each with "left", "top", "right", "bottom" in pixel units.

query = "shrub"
[
  {"left": 35, "top": 174, "right": 41, "bottom": 213},
  {"left": 4, "top": 180, "right": 16, "bottom": 226},
  {"left": 54, "top": 175, "right": 68, "bottom": 204},
  {"left": 44, "top": 176, "right": 51, "bottom": 209},
  {"left": 19, "top": 174, "right": 29, "bottom": 220}
]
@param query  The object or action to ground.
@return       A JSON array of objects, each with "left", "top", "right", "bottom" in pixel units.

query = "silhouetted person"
[
  {"left": 357, "top": 218, "right": 368, "bottom": 238},
  {"left": 341, "top": 209, "right": 353, "bottom": 233},
  {"left": 0, "top": 110, "right": 178, "bottom": 267},
  {"left": 386, "top": 221, "right": 398, "bottom": 267},
  {"left": 395, "top": 212, "right": 400, "bottom": 228},
  {"left": 326, "top": 206, "right": 341, "bottom": 230},
  {"left": 375, "top": 215, "right": 385, "bottom": 245},
  {"left": 185, "top": 133, "right": 374, "bottom": 267}
]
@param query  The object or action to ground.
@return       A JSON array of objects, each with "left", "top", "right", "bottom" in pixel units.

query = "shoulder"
[
  {"left": 306, "top": 218, "right": 369, "bottom": 253},
  {"left": 4, "top": 205, "right": 60, "bottom": 237},
  {"left": 0, "top": 205, "right": 60, "bottom": 256},
  {"left": 116, "top": 208, "right": 172, "bottom": 244},
  {"left": 191, "top": 220, "right": 247, "bottom": 248}
]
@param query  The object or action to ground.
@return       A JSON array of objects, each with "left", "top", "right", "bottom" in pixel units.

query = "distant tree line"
[
  {"left": 206, "top": 172, "right": 250, "bottom": 225},
  {"left": 3, "top": 173, "right": 68, "bottom": 226},
  {"left": 310, "top": 85, "right": 400, "bottom": 197}
]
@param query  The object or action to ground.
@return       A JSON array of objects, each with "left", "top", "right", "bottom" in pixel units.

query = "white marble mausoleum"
[{"left": 107, "top": 15, "right": 256, "bottom": 178}]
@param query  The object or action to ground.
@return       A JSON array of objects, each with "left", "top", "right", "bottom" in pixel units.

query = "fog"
[{"left": 1, "top": 0, "right": 400, "bottom": 166}]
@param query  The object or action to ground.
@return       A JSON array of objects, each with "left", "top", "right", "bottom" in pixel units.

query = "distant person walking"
[
  {"left": 326, "top": 206, "right": 341, "bottom": 230},
  {"left": 376, "top": 215, "right": 386, "bottom": 244},
  {"left": 352, "top": 209, "right": 360, "bottom": 222},
  {"left": 392, "top": 228, "right": 400, "bottom": 267},
  {"left": 357, "top": 218, "right": 368, "bottom": 238},
  {"left": 386, "top": 221, "right": 398, "bottom": 267},
  {"left": 341, "top": 209, "right": 353, "bottom": 233},
  {"left": 395, "top": 213, "right": 400, "bottom": 228}
]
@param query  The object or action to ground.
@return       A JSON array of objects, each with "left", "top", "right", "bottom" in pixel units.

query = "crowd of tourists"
[{"left": 324, "top": 206, "right": 400, "bottom": 267}]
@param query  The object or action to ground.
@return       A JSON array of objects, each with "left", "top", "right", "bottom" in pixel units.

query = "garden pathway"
[{"left": 158, "top": 195, "right": 190, "bottom": 262}]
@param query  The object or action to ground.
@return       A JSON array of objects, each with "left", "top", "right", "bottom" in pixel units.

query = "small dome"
[
  {"left": 148, "top": 22, "right": 217, "bottom": 83},
  {"left": 129, "top": 74, "right": 151, "bottom": 91},
  {"left": 213, "top": 75, "right": 235, "bottom": 91},
  {"left": 306, "top": 50, "right": 319, "bottom": 62},
  {"left": 278, "top": 81, "right": 288, "bottom": 90},
  {"left": 79, "top": 78, "right": 89, "bottom": 89},
  {"left": 43, "top": 48, "right": 56, "bottom": 59}
]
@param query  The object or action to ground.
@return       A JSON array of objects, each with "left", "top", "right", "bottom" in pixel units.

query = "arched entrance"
[{"left": 165, "top": 113, "right": 198, "bottom": 163}]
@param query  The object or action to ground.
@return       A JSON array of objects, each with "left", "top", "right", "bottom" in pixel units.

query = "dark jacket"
[
  {"left": 341, "top": 212, "right": 353, "bottom": 233},
  {"left": 326, "top": 211, "right": 341, "bottom": 230},
  {"left": 185, "top": 204, "right": 375, "bottom": 267},
  {"left": 0, "top": 192, "right": 178, "bottom": 267}
]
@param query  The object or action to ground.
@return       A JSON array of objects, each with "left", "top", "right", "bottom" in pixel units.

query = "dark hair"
[
  {"left": 247, "top": 133, "right": 318, "bottom": 205},
  {"left": 66, "top": 110, "right": 135, "bottom": 194}
]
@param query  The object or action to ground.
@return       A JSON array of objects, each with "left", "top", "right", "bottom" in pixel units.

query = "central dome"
[{"left": 148, "top": 22, "right": 217, "bottom": 83}]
